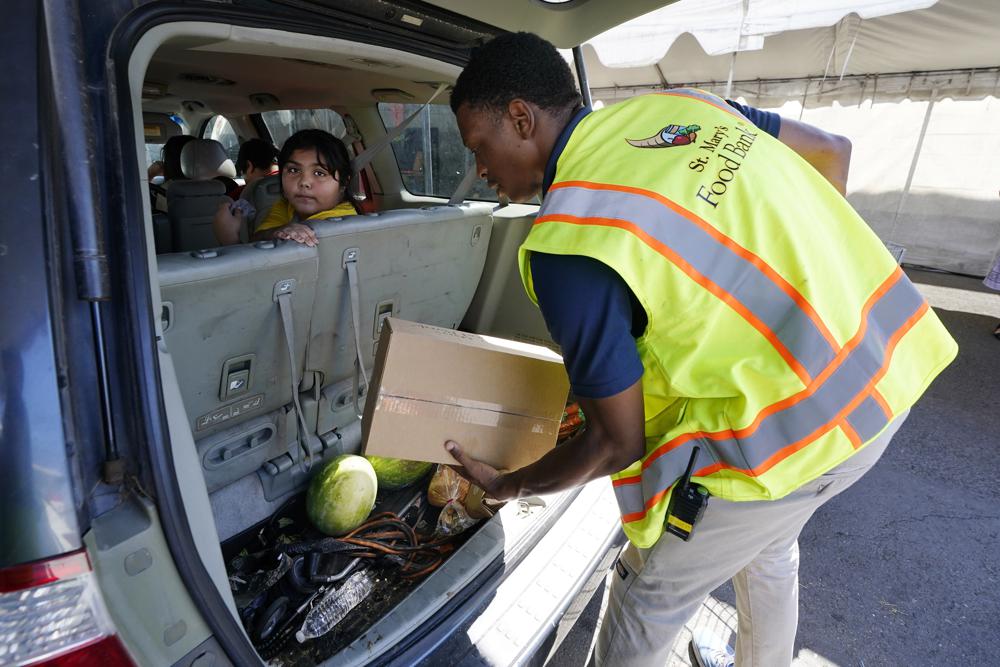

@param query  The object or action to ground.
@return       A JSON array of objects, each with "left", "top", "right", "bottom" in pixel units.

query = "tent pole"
[
  {"left": 815, "top": 25, "right": 838, "bottom": 104},
  {"left": 725, "top": 52, "right": 738, "bottom": 99},
  {"left": 797, "top": 81, "right": 809, "bottom": 121},
  {"left": 572, "top": 46, "right": 593, "bottom": 109},
  {"left": 838, "top": 17, "right": 863, "bottom": 81},
  {"left": 654, "top": 63, "right": 669, "bottom": 91},
  {"left": 887, "top": 88, "right": 937, "bottom": 243},
  {"left": 725, "top": 0, "right": 750, "bottom": 99}
]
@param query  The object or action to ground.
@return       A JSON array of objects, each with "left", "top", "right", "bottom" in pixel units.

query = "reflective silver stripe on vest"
[
  {"left": 846, "top": 395, "right": 889, "bottom": 445},
  {"left": 611, "top": 274, "right": 924, "bottom": 520},
  {"left": 540, "top": 185, "right": 837, "bottom": 380},
  {"left": 612, "top": 480, "right": 645, "bottom": 519}
]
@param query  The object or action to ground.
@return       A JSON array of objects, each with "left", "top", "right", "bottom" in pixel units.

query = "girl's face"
[{"left": 281, "top": 148, "right": 343, "bottom": 218}]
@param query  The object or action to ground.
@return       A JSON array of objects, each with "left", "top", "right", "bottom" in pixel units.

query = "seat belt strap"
[
  {"left": 342, "top": 248, "right": 369, "bottom": 419},
  {"left": 275, "top": 279, "right": 318, "bottom": 472},
  {"left": 447, "top": 163, "right": 479, "bottom": 205},
  {"left": 350, "top": 83, "right": 448, "bottom": 176}
]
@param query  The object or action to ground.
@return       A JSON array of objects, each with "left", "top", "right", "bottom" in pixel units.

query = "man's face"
[{"left": 456, "top": 102, "right": 543, "bottom": 203}]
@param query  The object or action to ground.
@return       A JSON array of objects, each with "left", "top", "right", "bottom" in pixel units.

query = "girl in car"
[{"left": 214, "top": 129, "right": 357, "bottom": 246}]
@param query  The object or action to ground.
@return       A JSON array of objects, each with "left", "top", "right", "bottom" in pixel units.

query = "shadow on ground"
[{"left": 548, "top": 269, "right": 1000, "bottom": 667}]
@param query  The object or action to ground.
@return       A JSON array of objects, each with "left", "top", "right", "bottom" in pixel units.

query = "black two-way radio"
[{"left": 664, "top": 446, "right": 709, "bottom": 541}]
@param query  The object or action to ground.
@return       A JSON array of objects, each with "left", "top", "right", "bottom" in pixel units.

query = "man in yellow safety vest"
[{"left": 444, "top": 32, "right": 957, "bottom": 667}]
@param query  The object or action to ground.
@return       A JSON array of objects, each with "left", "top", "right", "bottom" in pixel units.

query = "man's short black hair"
[
  {"left": 450, "top": 32, "right": 582, "bottom": 116},
  {"left": 236, "top": 138, "right": 278, "bottom": 174}
]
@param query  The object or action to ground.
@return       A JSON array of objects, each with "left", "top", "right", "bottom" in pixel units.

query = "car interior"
[{"left": 130, "top": 19, "right": 589, "bottom": 664}]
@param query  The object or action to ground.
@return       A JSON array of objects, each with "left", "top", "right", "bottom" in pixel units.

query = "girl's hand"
[
  {"left": 212, "top": 199, "right": 243, "bottom": 246},
  {"left": 273, "top": 222, "right": 318, "bottom": 247}
]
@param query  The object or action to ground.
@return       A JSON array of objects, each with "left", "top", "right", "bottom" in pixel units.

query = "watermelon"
[
  {"left": 366, "top": 455, "right": 433, "bottom": 490},
  {"left": 306, "top": 455, "right": 378, "bottom": 536}
]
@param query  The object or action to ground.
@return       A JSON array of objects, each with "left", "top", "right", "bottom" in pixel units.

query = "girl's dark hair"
[
  {"left": 278, "top": 129, "right": 354, "bottom": 200},
  {"left": 161, "top": 134, "right": 197, "bottom": 181}
]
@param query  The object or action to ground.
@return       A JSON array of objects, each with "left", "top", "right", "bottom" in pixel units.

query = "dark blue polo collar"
[{"left": 542, "top": 106, "right": 591, "bottom": 197}]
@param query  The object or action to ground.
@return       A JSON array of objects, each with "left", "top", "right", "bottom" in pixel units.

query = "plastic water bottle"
[{"left": 295, "top": 570, "right": 374, "bottom": 643}]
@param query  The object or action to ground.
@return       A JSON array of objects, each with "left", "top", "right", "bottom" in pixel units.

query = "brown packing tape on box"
[
  {"left": 362, "top": 318, "right": 569, "bottom": 472},
  {"left": 370, "top": 394, "right": 560, "bottom": 469}
]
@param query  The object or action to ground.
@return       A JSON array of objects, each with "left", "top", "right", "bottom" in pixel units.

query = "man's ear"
[{"left": 507, "top": 99, "right": 535, "bottom": 140}]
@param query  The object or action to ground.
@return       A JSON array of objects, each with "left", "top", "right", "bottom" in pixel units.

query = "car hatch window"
[
  {"left": 378, "top": 103, "right": 496, "bottom": 202},
  {"left": 261, "top": 108, "right": 348, "bottom": 147},
  {"left": 203, "top": 114, "right": 241, "bottom": 164}
]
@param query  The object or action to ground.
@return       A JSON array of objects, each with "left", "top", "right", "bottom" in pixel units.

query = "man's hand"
[
  {"left": 444, "top": 441, "right": 516, "bottom": 500},
  {"left": 443, "top": 378, "right": 646, "bottom": 501},
  {"left": 777, "top": 117, "right": 852, "bottom": 195},
  {"left": 273, "top": 222, "right": 318, "bottom": 247}
]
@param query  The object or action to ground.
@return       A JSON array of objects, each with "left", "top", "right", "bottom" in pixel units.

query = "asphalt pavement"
[{"left": 546, "top": 268, "right": 1000, "bottom": 666}]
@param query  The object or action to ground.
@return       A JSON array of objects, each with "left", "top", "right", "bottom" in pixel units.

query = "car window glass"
[
  {"left": 144, "top": 114, "right": 187, "bottom": 167},
  {"left": 261, "top": 109, "right": 348, "bottom": 147},
  {"left": 378, "top": 103, "right": 496, "bottom": 201},
  {"left": 203, "top": 115, "right": 241, "bottom": 164}
]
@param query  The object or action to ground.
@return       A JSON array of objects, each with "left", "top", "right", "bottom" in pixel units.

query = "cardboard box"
[{"left": 361, "top": 318, "right": 570, "bottom": 471}]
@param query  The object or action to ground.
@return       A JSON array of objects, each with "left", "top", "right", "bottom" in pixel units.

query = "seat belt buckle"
[
  {"left": 665, "top": 446, "right": 709, "bottom": 542},
  {"left": 342, "top": 247, "right": 359, "bottom": 268},
  {"left": 273, "top": 278, "right": 297, "bottom": 302}
]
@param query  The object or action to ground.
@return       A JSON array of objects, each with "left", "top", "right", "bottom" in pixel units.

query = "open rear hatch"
[{"left": 220, "top": 404, "right": 598, "bottom": 666}]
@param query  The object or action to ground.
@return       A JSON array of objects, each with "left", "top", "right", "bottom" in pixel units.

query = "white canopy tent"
[
  {"left": 569, "top": 0, "right": 1000, "bottom": 275},
  {"left": 579, "top": 0, "right": 999, "bottom": 105}
]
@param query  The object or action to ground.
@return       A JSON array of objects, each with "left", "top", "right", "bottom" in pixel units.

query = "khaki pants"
[{"left": 593, "top": 413, "right": 907, "bottom": 667}]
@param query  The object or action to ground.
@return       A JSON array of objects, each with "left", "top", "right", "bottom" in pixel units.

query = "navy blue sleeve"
[
  {"left": 530, "top": 252, "right": 644, "bottom": 399},
  {"left": 726, "top": 100, "right": 781, "bottom": 138}
]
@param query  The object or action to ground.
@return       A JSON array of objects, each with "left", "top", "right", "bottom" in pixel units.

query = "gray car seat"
[
  {"left": 239, "top": 173, "right": 283, "bottom": 236},
  {"left": 306, "top": 204, "right": 494, "bottom": 437},
  {"left": 166, "top": 139, "right": 237, "bottom": 252},
  {"left": 158, "top": 241, "right": 319, "bottom": 493}
]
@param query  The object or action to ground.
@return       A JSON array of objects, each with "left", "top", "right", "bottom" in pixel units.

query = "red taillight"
[
  {"left": 0, "top": 552, "right": 90, "bottom": 593},
  {"left": 0, "top": 550, "right": 135, "bottom": 667},
  {"left": 29, "top": 635, "right": 133, "bottom": 667}
]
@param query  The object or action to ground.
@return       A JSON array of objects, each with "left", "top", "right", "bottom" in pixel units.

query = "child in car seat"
[{"left": 213, "top": 129, "right": 357, "bottom": 247}]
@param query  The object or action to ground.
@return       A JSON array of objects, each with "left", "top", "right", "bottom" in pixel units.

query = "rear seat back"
[
  {"left": 308, "top": 203, "right": 494, "bottom": 436},
  {"left": 167, "top": 139, "right": 237, "bottom": 251},
  {"left": 241, "top": 173, "right": 282, "bottom": 235},
  {"left": 158, "top": 242, "right": 318, "bottom": 492},
  {"left": 157, "top": 204, "right": 493, "bottom": 501}
]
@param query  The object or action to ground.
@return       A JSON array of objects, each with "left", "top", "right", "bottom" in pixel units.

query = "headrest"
[
  {"left": 180, "top": 139, "right": 237, "bottom": 180},
  {"left": 165, "top": 179, "right": 227, "bottom": 198}
]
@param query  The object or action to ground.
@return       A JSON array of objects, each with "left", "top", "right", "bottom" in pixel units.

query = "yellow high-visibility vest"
[{"left": 518, "top": 90, "right": 958, "bottom": 548}]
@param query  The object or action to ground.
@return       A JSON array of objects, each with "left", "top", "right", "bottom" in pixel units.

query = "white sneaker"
[{"left": 689, "top": 628, "right": 735, "bottom": 667}]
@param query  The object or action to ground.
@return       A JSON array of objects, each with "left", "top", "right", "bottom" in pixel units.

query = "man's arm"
[
  {"left": 777, "top": 116, "right": 852, "bottom": 195},
  {"left": 727, "top": 99, "right": 852, "bottom": 195},
  {"left": 445, "top": 377, "right": 646, "bottom": 500},
  {"left": 448, "top": 252, "right": 646, "bottom": 498}
]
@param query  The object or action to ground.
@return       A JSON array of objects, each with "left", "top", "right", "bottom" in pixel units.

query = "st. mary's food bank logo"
[
  {"left": 626, "top": 123, "right": 701, "bottom": 148},
  {"left": 626, "top": 118, "right": 759, "bottom": 209}
]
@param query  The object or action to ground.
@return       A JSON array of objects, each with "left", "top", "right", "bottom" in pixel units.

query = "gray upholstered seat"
[
  {"left": 158, "top": 241, "right": 319, "bottom": 492},
  {"left": 166, "top": 139, "right": 237, "bottom": 252},
  {"left": 306, "top": 203, "right": 495, "bottom": 436},
  {"left": 157, "top": 203, "right": 494, "bottom": 523},
  {"left": 239, "top": 173, "right": 282, "bottom": 235}
]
